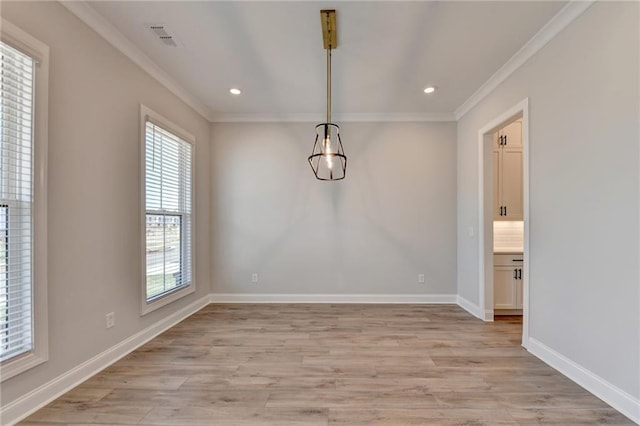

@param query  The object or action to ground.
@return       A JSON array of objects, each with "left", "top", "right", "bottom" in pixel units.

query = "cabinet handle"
[
  {"left": 504, "top": 135, "right": 507, "bottom": 146},
  {"left": 518, "top": 268, "right": 522, "bottom": 280},
  {"left": 504, "top": 206, "right": 507, "bottom": 216},
  {"left": 513, "top": 269, "right": 517, "bottom": 279},
  {"left": 512, "top": 259, "right": 523, "bottom": 262}
]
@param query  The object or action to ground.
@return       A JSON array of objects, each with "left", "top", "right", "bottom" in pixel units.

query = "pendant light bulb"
[{"left": 323, "top": 135, "right": 333, "bottom": 169}]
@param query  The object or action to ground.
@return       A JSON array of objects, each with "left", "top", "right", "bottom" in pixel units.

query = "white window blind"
[
  {"left": 0, "top": 41, "right": 35, "bottom": 363},
  {"left": 144, "top": 120, "right": 192, "bottom": 302}
]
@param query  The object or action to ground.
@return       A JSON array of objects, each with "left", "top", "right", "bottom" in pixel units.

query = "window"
[
  {"left": 1, "top": 204, "right": 9, "bottom": 350},
  {"left": 0, "top": 20, "right": 48, "bottom": 381},
  {"left": 141, "top": 106, "right": 194, "bottom": 314}
]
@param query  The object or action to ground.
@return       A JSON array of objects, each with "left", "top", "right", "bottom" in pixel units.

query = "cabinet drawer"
[{"left": 493, "top": 254, "right": 523, "bottom": 266}]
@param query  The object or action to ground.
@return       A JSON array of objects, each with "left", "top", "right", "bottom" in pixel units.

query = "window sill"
[
  {"left": 141, "top": 283, "right": 195, "bottom": 316},
  {"left": 1, "top": 351, "right": 47, "bottom": 382}
]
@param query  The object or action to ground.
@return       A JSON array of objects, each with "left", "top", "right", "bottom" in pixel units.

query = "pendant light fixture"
[{"left": 308, "top": 9, "right": 347, "bottom": 181}]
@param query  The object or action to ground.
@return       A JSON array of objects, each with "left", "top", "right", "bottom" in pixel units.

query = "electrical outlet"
[
  {"left": 106, "top": 312, "right": 115, "bottom": 329},
  {"left": 418, "top": 274, "right": 425, "bottom": 284},
  {"left": 251, "top": 273, "right": 258, "bottom": 283}
]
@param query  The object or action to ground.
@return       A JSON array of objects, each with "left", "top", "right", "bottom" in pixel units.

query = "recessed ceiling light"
[
  {"left": 423, "top": 86, "right": 436, "bottom": 94},
  {"left": 229, "top": 88, "right": 242, "bottom": 95}
]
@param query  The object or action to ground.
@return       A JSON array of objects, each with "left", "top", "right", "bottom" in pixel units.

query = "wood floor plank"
[
  {"left": 18, "top": 304, "right": 635, "bottom": 425},
  {"left": 20, "top": 403, "right": 153, "bottom": 424},
  {"left": 328, "top": 408, "right": 518, "bottom": 425},
  {"left": 99, "top": 388, "right": 271, "bottom": 409},
  {"left": 507, "top": 407, "right": 635, "bottom": 424},
  {"left": 265, "top": 389, "right": 441, "bottom": 409},
  {"left": 139, "top": 407, "right": 329, "bottom": 425}
]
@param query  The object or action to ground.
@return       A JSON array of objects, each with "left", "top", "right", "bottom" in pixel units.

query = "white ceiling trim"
[
  {"left": 454, "top": 0, "right": 595, "bottom": 121},
  {"left": 59, "top": 1, "right": 214, "bottom": 122},
  {"left": 212, "top": 112, "right": 456, "bottom": 123}
]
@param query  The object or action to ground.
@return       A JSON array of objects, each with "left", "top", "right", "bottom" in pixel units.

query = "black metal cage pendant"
[
  {"left": 308, "top": 10, "right": 346, "bottom": 181},
  {"left": 308, "top": 123, "right": 347, "bottom": 181}
]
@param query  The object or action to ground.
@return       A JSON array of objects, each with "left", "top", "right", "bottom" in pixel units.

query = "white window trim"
[
  {"left": 0, "top": 19, "right": 49, "bottom": 381},
  {"left": 140, "top": 105, "right": 195, "bottom": 315}
]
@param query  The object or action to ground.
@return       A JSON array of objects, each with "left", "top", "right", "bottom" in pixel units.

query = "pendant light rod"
[{"left": 327, "top": 47, "right": 331, "bottom": 123}]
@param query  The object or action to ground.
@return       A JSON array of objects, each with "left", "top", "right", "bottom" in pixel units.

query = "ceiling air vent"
[{"left": 146, "top": 23, "right": 182, "bottom": 47}]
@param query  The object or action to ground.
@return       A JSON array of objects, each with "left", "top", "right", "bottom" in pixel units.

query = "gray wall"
[
  {"left": 457, "top": 2, "right": 639, "bottom": 398},
  {"left": 0, "top": 2, "right": 211, "bottom": 405},
  {"left": 211, "top": 122, "right": 457, "bottom": 296}
]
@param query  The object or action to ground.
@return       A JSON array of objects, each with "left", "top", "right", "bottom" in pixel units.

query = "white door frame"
[{"left": 477, "top": 97, "right": 530, "bottom": 348}]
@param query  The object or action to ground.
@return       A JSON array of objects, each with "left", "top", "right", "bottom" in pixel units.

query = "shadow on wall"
[{"left": 210, "top": 119, "right": 457, "bottom": 295}]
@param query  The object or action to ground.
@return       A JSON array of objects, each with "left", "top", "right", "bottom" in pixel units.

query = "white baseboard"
[
  {"left": 483, "top": 309, "right": 494, "bottom": 321},
  {"left": 456, "top": 295, "right": 484, "bottom": 319},
  {"left": 210, "top": 293, "right": 457, "bottom": 304},
  {"left": 528, "top": 337, "right": 640, "bottom": 424},
  {"left": 1, "top": 294, "right": 211, "bottom": 426}
]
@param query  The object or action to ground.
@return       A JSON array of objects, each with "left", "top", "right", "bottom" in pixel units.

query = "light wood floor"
[{"left": 20, "top": 304, "right": 633, "bottom": 425}]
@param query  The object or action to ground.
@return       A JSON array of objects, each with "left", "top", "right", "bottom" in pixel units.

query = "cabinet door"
[
  {"left": 516, "top": 271, "right": 523, "bottom": 309},
  {"left": 493, "top": 150, "right": 501, "bottom": 220},
  {"left": 493, "top": 131, "right": 501, "bottom": 149},
  {"left": 500, "top": 149, "right": 523, "bottom": 220},
  {"left": 502, "top": 121, "right": 522, "bottom": 148},
  {"left": 494, "top": 266, "right": 517, "bottom": 309}
]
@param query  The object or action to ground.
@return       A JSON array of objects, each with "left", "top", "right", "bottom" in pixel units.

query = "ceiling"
[{"left": 83, "top": 1, "right": 566, "bottom": 121}]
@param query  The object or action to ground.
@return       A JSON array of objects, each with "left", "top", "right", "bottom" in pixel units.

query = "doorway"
[{"left": 477, "top": 98, "right": 530, "bottom": 348}]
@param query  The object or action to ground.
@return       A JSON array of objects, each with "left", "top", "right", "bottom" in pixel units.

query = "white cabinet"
[
  {"left": 493, "top": 254, "right": 523, "bottom": 310},
  {"left": 494, "top": 266, "right": 517, "bottom": 309},
  {"left": 493, "top": 121, "right": 523, "bottom": 221}
]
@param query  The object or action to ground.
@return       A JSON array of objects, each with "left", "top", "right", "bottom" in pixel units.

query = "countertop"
[{"left": 493, "top": 248, "right": 523, "bottom": 254}]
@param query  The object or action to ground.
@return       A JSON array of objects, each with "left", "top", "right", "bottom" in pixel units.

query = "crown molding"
[
  {"left": 454, "top": 0, "right": 595, "bottom": 121},
  {"left": 212, "top": 112, "right": 456, "bottom": 123},
  {"left": 59, "top": 1, "right": 214, "bottom": 122}
]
